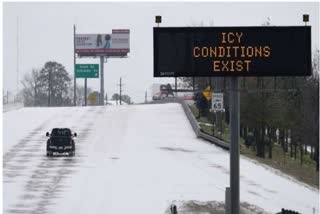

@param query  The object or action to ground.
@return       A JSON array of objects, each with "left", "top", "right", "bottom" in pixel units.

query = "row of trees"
[
  {"left": 111, "top": 93, "right": 132, "bottom": 104},
  {"left": 240, "top": 74, "right": 319, "bottom": 168},
  {"left": 21, "top": 61, "right": 132, "bottom": 106},
  {"left": 186, "top": 50, "right": 319, "bottom": 171}
]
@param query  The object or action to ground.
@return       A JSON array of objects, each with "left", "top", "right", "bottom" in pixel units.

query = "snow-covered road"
[{"left": 3, "top": 104, "right": 319, "bottom": 213}]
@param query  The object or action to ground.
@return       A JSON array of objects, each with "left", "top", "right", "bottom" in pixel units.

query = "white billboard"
[{"left": 75, "top": 29, "right": 130, "bottom": 56}]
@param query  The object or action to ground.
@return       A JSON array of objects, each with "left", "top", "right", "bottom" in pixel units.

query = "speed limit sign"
[{"left": 212, "top": 93, "right": 224, "bottom": 111}]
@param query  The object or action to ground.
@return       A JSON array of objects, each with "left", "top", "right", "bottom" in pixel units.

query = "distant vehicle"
[
  {"left": 151, "top": 83, "right": 176, "bottom": 101},
  {"left": 46, "top": 128, "right": 77, "bottom": 157},
  {"left": 160, "top": 84, "right": 175, "bottom": 98},
  {"left": 183, "top": 93, "right": 195, "bottom": 100}
]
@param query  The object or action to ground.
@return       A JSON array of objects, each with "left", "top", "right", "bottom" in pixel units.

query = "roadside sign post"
[
  {"left": 84, "top": 78, "right": 87, "bottom": 106},
  {"left": 230, "top": 77, "right": 240, "bottom": 214},
  {"left": 100, "top": 57, "right": 105, "bottom": 105},
  {"left": 211, "top": 92, "right": 224, "bottom": 137}
]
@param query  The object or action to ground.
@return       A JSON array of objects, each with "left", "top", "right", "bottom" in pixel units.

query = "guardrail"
[
  {"left": 179, "top": 99, "right": 200, "bottom": 136},
  {"left": 178, "top": 99, "right": 230, "bottom": 150}
]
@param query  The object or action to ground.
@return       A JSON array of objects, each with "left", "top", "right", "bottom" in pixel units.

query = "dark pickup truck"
[{"left": 46, "top": 128, "right": 77, "bottom": 157}]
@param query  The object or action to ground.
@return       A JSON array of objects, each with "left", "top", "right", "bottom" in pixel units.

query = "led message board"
[{"left": 153, "top": 27, "right": 311, "bottom": 77}]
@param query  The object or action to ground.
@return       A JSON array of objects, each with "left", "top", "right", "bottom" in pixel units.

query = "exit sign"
[{"left": 75, "top": 64, "right": 99, "bottom": 78}]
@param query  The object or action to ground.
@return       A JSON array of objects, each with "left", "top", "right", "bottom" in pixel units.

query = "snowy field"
[{"left": 3, "top": 104, "right": 319, "bottom": 214}]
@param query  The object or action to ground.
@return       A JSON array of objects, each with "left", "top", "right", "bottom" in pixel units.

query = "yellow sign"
[
  {"left": 88, "top": 93, "right": 96, "bottom": 105},
  {"left": 202, "top": 86, "right": 212, "bottom": 101}
]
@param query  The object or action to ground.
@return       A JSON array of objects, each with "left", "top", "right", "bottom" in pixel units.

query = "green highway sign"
[{"left": 75, "top": 64, "right": 99, "bottom": 78}]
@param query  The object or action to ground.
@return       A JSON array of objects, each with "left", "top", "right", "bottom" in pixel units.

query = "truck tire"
[
  {"left": 46, "top": 150, "right": 53, "bottom": 157},
  {"left": 69, "top": 150, "right": 75, "bottom": 157}
]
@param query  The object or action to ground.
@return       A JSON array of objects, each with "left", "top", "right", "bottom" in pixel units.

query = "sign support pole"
[
  {"left": 119, "top": 77, "right": 122, "bottom": 105},
  {"left": 73, "top": 24, "right": 77, "bottom": 106},
  {"left": 229, "top": 77, "right": 240, "bottom": 214},
  {"left": 84, "top": 78, "right": 87, "bottom": 106},
  {"left": 175, "top": 77, "right": 177, "bottom": 96},
  {"left": 100, "top": 56, "right": 105, "bottom": 106},
  {"left": 193, "top": 77, "right": 195, "bottom": 92}
]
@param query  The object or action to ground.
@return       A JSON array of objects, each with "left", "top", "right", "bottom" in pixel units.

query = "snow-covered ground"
[
  {"left": 106, "top": 100, "right": 128, "bottom": 105},
  {"left": 3, "top": 102, "right": 24, "bottom": 113},
  {"left": 3, "top": 104, "right": 319, "bottom": 214}
]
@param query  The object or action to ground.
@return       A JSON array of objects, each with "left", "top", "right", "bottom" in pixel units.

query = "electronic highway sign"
[{"left": 153, "top": 26, "right": 311, "bottom": 77}]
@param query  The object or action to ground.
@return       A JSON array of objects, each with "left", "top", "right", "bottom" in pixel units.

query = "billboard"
[
  {"left": 154, "top": 27, "right": 311, "bottom": 77},
  {"left": 76, "top": 29, "right": 130, "bottom": 56}
]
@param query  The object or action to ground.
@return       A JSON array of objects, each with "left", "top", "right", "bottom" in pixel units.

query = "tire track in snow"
[
  {"left": 3, "top": 108, "right": 73, "bottom": 168},
  {"left": 4, "top": 107, "right": 104, "bottom": 214},
  {"left": 3, "top": 109, "right": 76, "bottom": 182}
]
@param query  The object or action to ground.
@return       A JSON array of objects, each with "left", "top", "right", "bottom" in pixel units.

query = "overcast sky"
[{"left": 3, "top": 2, "right": 319, "bottom": 103}]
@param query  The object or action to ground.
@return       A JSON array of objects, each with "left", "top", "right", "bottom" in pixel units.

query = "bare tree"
[{"left": 21, "top": 69, "right": 41, "bottom": 106}]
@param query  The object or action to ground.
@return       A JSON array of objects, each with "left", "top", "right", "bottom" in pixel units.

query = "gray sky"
[{"left": 3, "top": 2, "right": 319, "bottom": 103}]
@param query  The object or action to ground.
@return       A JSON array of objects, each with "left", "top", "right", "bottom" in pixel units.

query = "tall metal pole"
[
  {"left": 175, "top": 77, "right": 177, "bottom": 96},
  {"left": 119, "top": 77, "right": 122, "bottom": 105},
  {"left": 84, "top": 78, "right": 87, "bottom": 106},
  {"left": 16, "top": 17, "right": 19, "bottom": 100},
  {"left": 100, "top": 56, "right": 105, "bottom": 105},
  {"left": 213, "top": 77, "right": 218, "bottom": 136},
  {"left": 73, "top": 24, "right": 77, "bottom": 106},
  {"left": 145, "top": 91, "right": 147, "bottom": 103},
  {"left": 229, "top": 77, "right": 240, "bottom": 214},
  {"left": 193, "top": 77, "right": 195, "bottom": 92}
]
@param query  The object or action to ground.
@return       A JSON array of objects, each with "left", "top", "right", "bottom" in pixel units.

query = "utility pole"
[
  {"left": 16, "top": 17, "right": 20, "bottom": 101},
  {"left": 118, "top": 77, "right": 123, "bottom": 105},
  {"left": 145, "top": 91, "right": 147, "bottom": 103}
]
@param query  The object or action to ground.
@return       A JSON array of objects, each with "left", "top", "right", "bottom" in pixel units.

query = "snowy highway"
[{"left": 3, "top": 103, "right": 319, "bottom": 214}]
